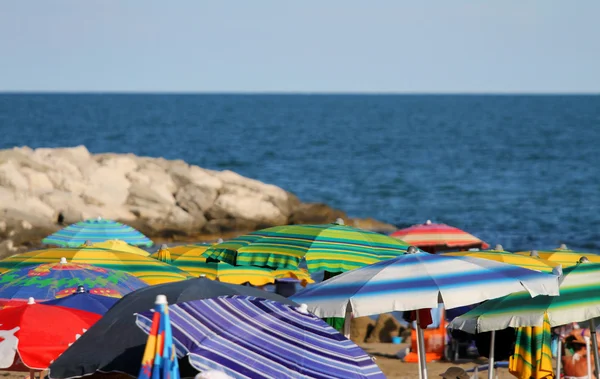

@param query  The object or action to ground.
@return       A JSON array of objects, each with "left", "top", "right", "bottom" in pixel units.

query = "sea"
[{"left": 0, "top": 94, "right": 599, "bottom": 254}]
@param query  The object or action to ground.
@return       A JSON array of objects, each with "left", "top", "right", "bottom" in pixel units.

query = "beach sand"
[
  {"left": 0, "top": 344, "right": 520, "bottom": 379},
  {"left": 359, "top": 343, "right": 516, "bottom": 379}
]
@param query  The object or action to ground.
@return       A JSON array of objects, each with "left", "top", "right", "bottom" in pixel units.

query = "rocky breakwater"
[{"left": 0, "top": 146, "right": 395, "bottom": 256}]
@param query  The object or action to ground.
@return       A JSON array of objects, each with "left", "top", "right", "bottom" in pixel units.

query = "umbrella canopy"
[
  {"left": 150, "top": 244, "right": 210, "bottom": 263},
  {"left": 42, "top": 218, "right": 153, "bottom": 247},
  {"left": 89, "top": 240, "right": 150, "bottom": 256},
  {"left": 516, "top": 248, "right": 600, "bottom": 267},
  {"left": 41, "top": 288, "right": 119, "bottom": 315},
  {"left": 448, "top": 262, "right": 600, "bottom": 334},
  {"left": 508, "top": 314, "right": 553, "bottom": 379},
  {"left": 290, "top": 251, "right": 560, "bottom": 318},
  {"left": 202, "top": 223, "right": 412, "bottom": 273},
  {"left": 442, "top": 250, "right": 560, "bottom": 273},
  {"left": 0, "top": 298, "right": 101, "bottom": 371},
  {"left": 136, "top": 296, "right": 385, "bottom": 379},
  {"left": 390, "top": 220, "right": 489, "bottom": 252},
  {"left": 139, "top": 295, "right": 179, "bottom": 379},
  {"left": 0, "top": 248, "right": 191, "bottom": 285},
  {"left": 156, "top": 244, "right": 313, "bottom": 286},
  {"left": 0, "top": 259, "right": 147, "bottom": 303},
  {"left": 47, "top": 278, "right": 298, "bottom": 379}
]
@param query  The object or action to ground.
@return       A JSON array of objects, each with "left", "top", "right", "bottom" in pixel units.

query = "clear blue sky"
[{"left": 1, "top": 1, "right": 598, "bottom": 93}]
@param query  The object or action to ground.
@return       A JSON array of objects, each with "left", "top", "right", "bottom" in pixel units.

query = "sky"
[{"left": 0, "top": 1, "right": 598, "bottom": 93}]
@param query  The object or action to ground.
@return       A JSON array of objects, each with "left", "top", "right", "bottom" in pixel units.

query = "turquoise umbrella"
[{"left": 42, "top": 217, "right": 153, "bottom": 247}]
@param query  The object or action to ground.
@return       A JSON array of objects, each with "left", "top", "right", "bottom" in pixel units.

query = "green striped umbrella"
[
  {"left": 202, "top": 223, "right": 412, "bottom": 273},
  {"left": 449, "top": 261, "right": 600, "bottom": 333},
  {"left": 42, "top": 218, "right": 153, "bottom": 247}
]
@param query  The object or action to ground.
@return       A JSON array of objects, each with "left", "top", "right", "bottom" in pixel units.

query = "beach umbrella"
[
  {"left": 508, "top": 314, "right": 553, "bottom": 379},
  {"left": 291, "top": 250, "right": 560, "bottom": 379},
  {"left": 0, "top": 297, "right": 100, "bottom": 373},
  {"left": 0, "top": 258, "right": 147, "bottom": 304},
  {"left": 390, "top": 220, "right": 489, "bottom": 253},
  {"left": 156, "top": 244, "right": 313, "bottom": 286},
  {"left": 449, "top": 262, "right": 600, "bottom": 378},
  {"left": 136, "top": 295, "right": 385, "bottom": 379},
  {"left": 516, "top": 246, "right": 600, "bottom": 267},
  {"left": 47, "top": 277, "right": 298, "bottom": 379},
  {"left": 202, "top": 222, "right": 412, "bottom": 273},
  {"left": 89, "top": 239, "right": 150, "bottom": 256},
  {"left": 0, "top": 248, "right": 192, "bottom": 285},
  {"left": 443, "top": 250, "right": 561, "bottom": 273},
  {"left": 41, "top": 286, "right": 118, "bottom": 315},
  {"left": 42, "top": 217, "right": 153, "bottom": 247},
  {"left": 138, "top": 295, "right": 179, "bottom": 379}
]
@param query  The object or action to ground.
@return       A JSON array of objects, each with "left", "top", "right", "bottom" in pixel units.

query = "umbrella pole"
[
  {"left": 416, "top": 312, "right": 428, "bottom": 379},
  {"left": 585, "top": 335, "right": 592, "bottom": 379},
  {"left": 589, "top": 319, "right": 600, "bottom": 378},
  {"left": 487, "top": 330, "right": 496, "bottom": 379},
  {"left": 556, "top": 338, "right": 562, "bottom": 377}
]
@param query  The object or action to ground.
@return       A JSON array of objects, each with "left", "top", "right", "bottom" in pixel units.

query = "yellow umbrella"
[
  {"left": 89, "top": 240, "right": 150, "bottom": 256},
  {"left": 509, "top": 313, "right": 554, "bottom": 379},
  {"left": 152, "top": 244, "right": 313, "bottom": 286},
  {"left": 0, "top": 247, "right": 191, "bottom": 285},
  {"left": 443, "top": 249, "right": 560, "bottom": 273},
  {"left": 516, "top": 245, "right": 600, "bottom": 267}
]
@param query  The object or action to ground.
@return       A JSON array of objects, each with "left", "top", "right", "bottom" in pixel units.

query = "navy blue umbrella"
[{"left": 42, "top": 286, "right": 118, "bottom": 315}]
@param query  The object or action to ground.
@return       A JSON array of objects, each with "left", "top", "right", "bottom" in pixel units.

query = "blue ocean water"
[{"left": 1, "top": 94, "right": 599, "bottom": 253}]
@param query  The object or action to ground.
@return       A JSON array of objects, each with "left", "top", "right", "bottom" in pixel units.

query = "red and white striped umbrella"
[{"left": 391, "top": 220, "right": 489, "bottom": 253}]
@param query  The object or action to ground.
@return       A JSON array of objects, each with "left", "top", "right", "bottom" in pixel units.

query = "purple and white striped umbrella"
[{"left": 135, "top": 295, "right": 385, "bottom": 379}]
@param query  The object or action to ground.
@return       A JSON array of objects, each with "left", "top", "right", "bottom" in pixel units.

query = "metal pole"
[
  {"left": 556, "top": 338, "right": 562, "bottom": 377},
  {"left": 416, "top": 312, "right": 428, "bottom": 379},
  {"left": 590, "top": 319, "right": 600, "bottom": 378},
  {"left": 343, "top": 306, "right": 352, "bottom": 339},
  {"left": 585, "top": 335, "right": 592, "bottom": 379},
  {"left": 487, "top": 330, "right": 496, "bottom": 379}
]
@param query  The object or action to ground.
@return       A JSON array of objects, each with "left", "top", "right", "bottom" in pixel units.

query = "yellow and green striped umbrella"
[
  {"left": 509, "top": 313, "right": 554, "bottom": 379},
  {"left": 152, "top": 244, "right": 314, "bottom": 286},
  {"left": 443, "top": 250, "right": 560, "bottom": 272},
  {"left": 0, "top": 247, "right": 191, "bottom": 285},
  {"left": 202, "top": 223, "right": 412, "bottom": 273},
  {"left": 89, "top": 240, "right": 150, "bottom": 257},
  {"left": 516, "top": 246, "right": 600, "bottom": 267},
  {"left": 150, "top": 244, "right": 210, "bottom": 263}
]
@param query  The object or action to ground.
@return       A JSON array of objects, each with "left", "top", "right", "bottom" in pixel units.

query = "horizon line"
[{"left": 0, "top": 90, "right": 599, "bottom": 96}]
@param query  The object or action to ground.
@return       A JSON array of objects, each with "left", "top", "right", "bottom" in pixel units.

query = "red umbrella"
[
  {"left": 391, "top": 220, "right": 489, "bottom": 253},
  {"left": 0, "top": 297, "right": 101, "bottom": 372}
]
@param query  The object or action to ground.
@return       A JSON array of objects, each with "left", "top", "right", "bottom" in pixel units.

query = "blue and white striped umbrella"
[
  {"left": 42, "top": 218, "right": 153, "bottom": 247},
  {"left": 290, "top": 251, "right": 561, "bottom": 318},
  {"left": 136, "top": 296, "right": 385, "bottom": 379}
]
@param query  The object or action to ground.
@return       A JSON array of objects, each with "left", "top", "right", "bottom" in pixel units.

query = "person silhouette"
[{"left": 0, "top": 325, "right": 20, "bottom": 368}]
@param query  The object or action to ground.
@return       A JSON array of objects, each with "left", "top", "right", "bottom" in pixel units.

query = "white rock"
[
  {"left": 85, "top": 166, "right": 131, "bottom": 206},
  {"left": 96, "top": 154, "right": 139, "bottom": 175},
  {"left": 175, "top": 184, "right": 218, "bottom": 214},
  {"left": 211, "top": 193, "right": 287, "bottom": 224},
  {"left": 170, "top": 165, "right": 223, "bottom": 190},
  {"left": 128, "top": 183, "right": 175, "bottom": 207},
  {"left": 137, "top": 167, "right": 178, "bottom": 194},
  {"left": 0, "top": 161, "right": 30, "bottom": 191},
  {"left": 20, "top": 167, "right": 54, "bottom": 194},
  {"left": 216, "top": 170, "right": 288, "bottom": 201}
]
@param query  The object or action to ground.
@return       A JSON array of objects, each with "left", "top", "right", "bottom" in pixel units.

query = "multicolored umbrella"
[
  {"left": 0, "top": 259, "right": 147, "bottom": 303},
  {"left": 449, "top": 262, "right": 600, "bottom": 333},
  {"left": 291, "top": 250, "right": 560, "bottom": 379},
  {"left": 136, "top": 296, "right": 385, "bottom": 379},
  {"left": 390, "top": 220, "right": 489, "bottom": 252},
  {"left": 89, "top": 240, "right": 150, "bottom": 256},
  {"left": 47, "top": 278, "right": 297, "bottom": 378},
  {"left": 202, "top": 223, "right": 412, "bottom": 273},
  {"left": 155, "top": 245, "right": 314, "bottom": 286},
  {"left": 516, "top": 247, "right": 600, "bottom": 267},
  {"left": 508, "top": 314, "right": 553, "bottom": 379},
  {"left": 138, "top": 295, "right": 179, "bottom": 379},
  {"left": 0, "top": 297, "right": 101, "bottom": 371},
  {"left": 42, "top": 218, "right": 153, "bottom": 247},
  {"left": 443, "top": 250, "right": 561, "bottom": 273},
  {"left": 0, "top": 248, "right": 191, "bottom": 285},
  {"left": 41, "top": 287, "right": 119, "bottom": 315}
]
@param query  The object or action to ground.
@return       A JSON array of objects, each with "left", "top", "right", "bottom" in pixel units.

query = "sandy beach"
[{"left": 359, "top": 343, "right": 516, "bottom": 379}]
